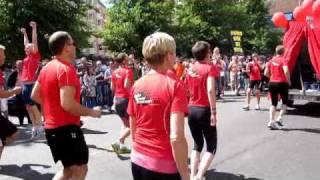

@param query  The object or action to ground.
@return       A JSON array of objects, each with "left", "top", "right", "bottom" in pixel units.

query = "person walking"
[
  {"left": 185, "top": 41, "right": 219, "bottom": 180},
  {"left": 228, "top": 55, "right": 240, "bottom": 95},
  {"left": 110, "top": 53, "right": 134, "bottom": 154},
  {"left": 264, "top": 45, "right": 291, "bottom": 130},
  {"left": 243, "top": 53, "right": 262, "bottom": 110},
  {"left": 128, "top": 32, "right": 190, "bottom": 180}
]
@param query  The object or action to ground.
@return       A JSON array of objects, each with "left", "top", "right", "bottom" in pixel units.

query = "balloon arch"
[{"left": 271, "top": 0, "right": 320, "bottom": 79}]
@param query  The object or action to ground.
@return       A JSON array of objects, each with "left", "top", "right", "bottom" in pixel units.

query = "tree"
[
  {"left": 243, "top": 0, "right": 282, "bottom": 54},
  {"left": 0, "top": 0, "right": 91, "bottom": 62},
  {"left": 101, "top": 0, "right": 282, "bottom": 58},
  {"left": 100, "top": 0, "right": 175, "bottom": 57},
  {"left": 175, "top": 0, "right": 281, "bottom": 56}
]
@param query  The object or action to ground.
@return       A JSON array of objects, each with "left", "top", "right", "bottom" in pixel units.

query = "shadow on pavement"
[
  {"left": 280, "top": 128, "right": 320, "bottom": 134},
  {"left": 287, "top": 103, "right": 320, "bottom": 118},
  {"left": 219, "top": 99, "right": 244, "bottom": 103},
  {"left": 87, "top": 144, "right": 108, "bottom": 151},
  {"left": 206, "top": 170, "right": 262, "bottom": 180},
  {"left": 81, "top": 128, "right": 108, "bottom": 135},
  {"left": 117, "top": 154, "right": 130, "bottom": 161},
  {"left": 10, "top": 127, "right": 46, "bottom": 147},
  {"left": 0, "top": 164, "right": 54, "bottom": 180}
]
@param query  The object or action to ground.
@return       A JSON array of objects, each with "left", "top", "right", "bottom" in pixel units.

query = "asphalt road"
[{"left": 0, "top": 93, "right": 319, "bottom": 180}]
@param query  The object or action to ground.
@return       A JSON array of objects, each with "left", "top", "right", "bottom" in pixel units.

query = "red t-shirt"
[
  {"left": 38, "top": 59, "right": 81, "bottom": 129},
  {"left": 127, "top": 71, "right": 188, "bottom": 163},
  {"left": 267, "top": 56, "right": 288, "bottom": 83},
  {"left": 247, "top": 61, "right": 261, "bottom": 81},
  {"left": 21, "top": 51, "right": 41, "bottom": 82},
  {"left": 184, "top": 61, "right": 219, "bottom": 107},
  {"left": 111, "top": 67, "right": 133, "bottom": 99},
  {"left": 0, "top": 70, "right": 4, "bottom": 87}
]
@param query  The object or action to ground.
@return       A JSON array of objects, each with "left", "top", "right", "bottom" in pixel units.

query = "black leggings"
[
  {"left": 269, "top": 82, "right": 289, "bottom": 107},
  {"left": 188, "top": 106, "right": 217, "bottom": 154},
  {"left": 131, "top": 163, "right": 181, "bottom": 180}
]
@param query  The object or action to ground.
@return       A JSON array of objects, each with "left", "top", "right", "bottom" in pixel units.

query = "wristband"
[{"left": 211, "top": 107, "right": 216, "bottom": 114}]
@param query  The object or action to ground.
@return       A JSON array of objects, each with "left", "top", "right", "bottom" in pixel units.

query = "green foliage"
[
  {"left": 101, "top": 0, "right": 282, "bottom": 58},
  {"left": 100, "top": 0, "right": 175, "bottom": 56},
  {"left": 0, "top": 0, "right": 90, "bottom": 62}
]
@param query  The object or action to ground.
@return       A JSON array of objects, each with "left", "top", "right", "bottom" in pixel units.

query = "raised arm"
[
  {"left": 30, "top": 21, "right": 38, "bottom": 52},
  {"left": 20, "top": 28, "right": 29, "bottom": 47}
]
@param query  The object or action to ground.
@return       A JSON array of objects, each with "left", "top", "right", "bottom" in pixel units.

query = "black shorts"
[
  {"left": 22, "top": 83, "right": 36, "bottom": 105},
  {"left": 249, "top": 80, "right": 262, "bottom": 90},
  {"left": 132, "top": 163, "right": 181, "bottom": 180},
  {"left": 268, "top": 82, "right": 289, "bottom": 107},
  {"left": 45, "top": 125, "right": 89, "bottom": 168},
  {"left": 114, "top": 97, "right": 129, "bottom": 119},
  {"left": 0, "top": 114, "right": 18, "bottom": 146},
  {"left": 188, "top": 106, "right": 217, "bottom": 154}
]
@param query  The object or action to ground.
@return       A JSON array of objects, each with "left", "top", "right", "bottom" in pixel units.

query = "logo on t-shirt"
[
  {"left": 271, "top": 62, "right": 280, "bottom": 66},
  {"left": 134, "top": 92, "right": 160, "bottom": 105},
  {"left": 115, "top": 73, "right": 122, "bottom": 78},
  {"left": 187, "top": 69, "right": 199, "bottom": 78}
]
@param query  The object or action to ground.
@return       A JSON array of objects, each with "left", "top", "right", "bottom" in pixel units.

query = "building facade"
[
  {"left": 267, "top": 0, "right": 302, "bottom": 14},
  {"left": 83, "top": 0, "right": 107, "bottom": 56}
]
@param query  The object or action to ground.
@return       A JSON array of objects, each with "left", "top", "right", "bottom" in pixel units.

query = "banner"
[{"left": 230, "top": 30, "right": 243, "bottom": 53}]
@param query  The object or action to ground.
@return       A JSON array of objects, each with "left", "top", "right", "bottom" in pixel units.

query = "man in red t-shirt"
[
  {"left": 31, "top": 31, "right": 101, "bottom": 180},
  {"left": 110, "top": 53, "right": 134, "bottom": 154},
  {"left": 0, "top": 45, "right": 22, "bottom": 160},
  {"left": 20, "top": 21, "right": 42, "bottom": 139},
  {"left": 264, "top": 45, "right": 291, "bottom": 130},
  {"left": 243, "top": 53, "right": 262, "bottom": 110}
]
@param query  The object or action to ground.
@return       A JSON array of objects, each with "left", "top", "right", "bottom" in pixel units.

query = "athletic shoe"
[
  {"left": 118, "top": 145, "right": 131, "bottom": 154},
  {"left": 254, "top": 104, "right": 260, "bottom": 110},
  {"left": 111, "top": 142, "right": 120, "bottom": 154},
  {"left": 242, "top": 105, "right": 249, "bottom": 111},
  {"left": 267, "top": 121, "right": 278, "bottom": 130},
  {"left": 275, "top": 117, "right": 284, "bottom": 126},
  {"left": 30, "top": 128, "right": 41, "bottom": 140}
]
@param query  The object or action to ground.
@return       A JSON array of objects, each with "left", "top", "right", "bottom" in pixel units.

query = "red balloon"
[
  {"left": 302, "top": 0, "right": 314, "bottom": 16},
  {"left": 272, "top": 12, "right": 288, "bottom": 28},
  {"left": 313, "top": 0, "right": 320, "bottom": 18},
  {"left": 293, "top": 6, "right": 307, "bottom": 21}
]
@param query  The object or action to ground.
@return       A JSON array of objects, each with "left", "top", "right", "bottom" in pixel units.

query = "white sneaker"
[
  {"left": 30, "top": 127, "right": 43, "bottom": 140},
  {"left": 111, "top": 142, "right": 120, "bottom": 154},
  {"left": 267, "top": 121, "right": 278, "bottom": 130},
  {"left": 254, "top": 104, "right": 260, "bottom": 110},
  {"left": 119, "top": 144, "right": 131, "bottom": 154}
]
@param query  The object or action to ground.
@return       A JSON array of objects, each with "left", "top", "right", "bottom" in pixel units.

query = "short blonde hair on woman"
[
  {"left": 0, "top": 45, "right": 5, "bottom": 50},
  {"left": 142, "top": 32, "right": 176, "bottom": 66}
]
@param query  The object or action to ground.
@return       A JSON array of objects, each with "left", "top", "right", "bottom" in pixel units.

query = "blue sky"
[{"left": 101, "top": 0, "right": 111, "bottom": 7}]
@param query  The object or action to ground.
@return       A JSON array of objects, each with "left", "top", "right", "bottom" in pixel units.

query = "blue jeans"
[
  {"left": 105, "top": 83, "right": 114, "bottom": 108},
  {"left": 85, "top": 97, "right": 96, "bottom": 108},
  {"left": 96, "top": 83, "right": 107, "bottom": 106}
]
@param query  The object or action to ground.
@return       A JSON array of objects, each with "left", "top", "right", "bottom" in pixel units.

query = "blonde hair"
[
  {"left": 213, "top": 47, "right": 220, "bottom": 54},
  {"left": 0, "top": 45, "right": 5, "bottom": 50},
  {"left": 275, "top": 45, "right": 285, "bottom": 55},
  {"left": 142, "top": 32, "right": 176, "bottom": 65}
]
